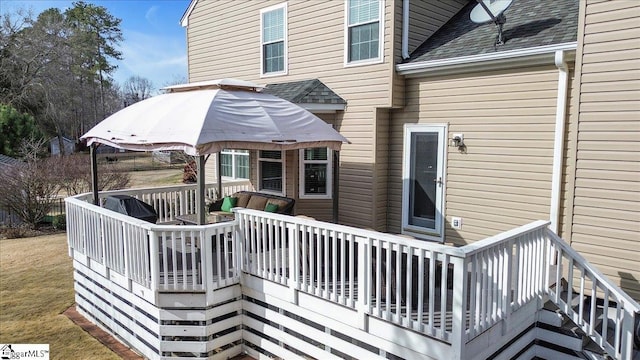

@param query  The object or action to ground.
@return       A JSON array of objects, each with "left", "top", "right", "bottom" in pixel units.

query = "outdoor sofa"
[{"left": 209, "top": 191, "right": 295, "bottom": 216}]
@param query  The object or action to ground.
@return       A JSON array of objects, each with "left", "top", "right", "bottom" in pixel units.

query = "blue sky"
[{"left": 1, "top": 0, "right": 191, "bottom": 92}]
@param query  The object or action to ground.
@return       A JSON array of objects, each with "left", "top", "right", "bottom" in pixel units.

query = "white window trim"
[
  {"left": 343, "top": 0, "right": 385, "bottom": 67},
  {"left": 220, "top": 149, "right": 249, "bottom": 180},
  {"left": 401, "top": 124, "right": 448, "bottom": 243},
  {"left": 299, "top": 148, "right": 333, "bottom": 199},
  {"left": 257, "top": 150, "right": 286, "bottom": 195},
  {"left": 260, "top": 2, "right": 288, "bottom": 77}
]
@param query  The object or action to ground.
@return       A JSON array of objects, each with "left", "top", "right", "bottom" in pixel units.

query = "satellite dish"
[{"left": 470, "top": 0, "right": 513, "bottom": 46}]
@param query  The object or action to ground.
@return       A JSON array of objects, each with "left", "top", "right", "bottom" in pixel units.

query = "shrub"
[
  {"left": 0, "top": 156, "right": 62, "bottom": 229},
  {"left": 52, "top": 214, "right": 66, "bottom": 230},
  {"left": 56, "top": 154, "right": 131, "bottom": 195},
  {"left": 0, "top": 225, "right": 30, "bottom": 239},
  {"left": 183, "top": 159, "right": 197, "bottom": 183}
]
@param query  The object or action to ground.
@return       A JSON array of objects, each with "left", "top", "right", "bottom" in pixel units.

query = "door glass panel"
[{"left": 409, "top": 132, "right": 438, "bottom": 229}]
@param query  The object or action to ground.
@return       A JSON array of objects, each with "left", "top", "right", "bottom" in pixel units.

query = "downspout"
[
  {"left": 550, "top": 50, "right": 568, "bottom": 234},
  {"left": 402, "top": 0, "right": 409, "bottom": 59}
]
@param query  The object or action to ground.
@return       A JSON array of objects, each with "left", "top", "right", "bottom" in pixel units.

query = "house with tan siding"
[
  {"left": 182, "top": 0, "right": 639, "bottom": 302},
  {"left": 60, "top": 1, "right": 639, "bottom": 359}
]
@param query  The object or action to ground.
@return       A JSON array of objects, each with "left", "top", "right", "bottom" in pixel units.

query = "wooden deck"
[{"left": 64, "top": 186, "right": 640, "bottom": 360}]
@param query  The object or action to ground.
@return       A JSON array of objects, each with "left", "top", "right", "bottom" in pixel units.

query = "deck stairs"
[
  {"left": 483, "top": 299, "right": 639, "bottom": 360},
  {"left": 527, "top": 279, "right": 640, "bottom": 360}
]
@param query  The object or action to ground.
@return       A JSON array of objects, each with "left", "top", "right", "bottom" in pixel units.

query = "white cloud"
[{"left": 144, "top": 6, "right": 160, "bottom": 27}]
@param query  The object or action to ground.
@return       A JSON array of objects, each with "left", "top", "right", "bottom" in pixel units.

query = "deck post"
[
  {"left": 90, "top": 144, "right": 99, "bottom": 205},
  {"left": 216, "top": 152, "right": 222, "bottom": 199},
  {"left": 356, "top": 239, "right": 369, "bottom": 331},
  {"left": 621, "top": 307, "right": 635, "bottom": 360},
  {"left": 197, "top": 155, "right": 206, "bottom": 225},
  {"left": 203, "top": 228, "right": 215, "bottom": 305},
  {"left": 288, "top": 223, "right": 299, "bottom": 305},
  {"left": 332, "top": 151, "right": 340, "bottom": 223},
  {"left": 450, "top": 256, "right": 468, "bottom": 360},
  {"left": 149, "top": 229, "right": 160, "bottom": 303}
]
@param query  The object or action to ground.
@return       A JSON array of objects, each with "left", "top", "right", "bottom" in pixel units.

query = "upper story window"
[
  {"left": 261, "top": 3, "right": 287, "bottom": 76},
  {"left": 220, "top": 149, "right": 249, "bottom": 179},
  {"left": 299, "top": 148, "right": 332, "bottom": 199},
  {"left": 345, "top": 0, "right": 384, "bottom": 65},
  {"left": 258, "top": 150, "right": 285, "bottom": 194}
]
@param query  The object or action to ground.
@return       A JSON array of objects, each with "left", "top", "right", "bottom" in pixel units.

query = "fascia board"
[
  {"left": 300, "top": 103, "right": 346, "bottom": 113},
  {"left": 396, "top": 42, "right": 577, "bottom": 77},
  {"left": 181, "top": 0, "right": 197, "bottom": 27}
]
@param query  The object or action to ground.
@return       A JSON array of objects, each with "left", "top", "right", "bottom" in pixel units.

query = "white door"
[{"left": 402, "top": 124, "right": 446, "bottom": 241}]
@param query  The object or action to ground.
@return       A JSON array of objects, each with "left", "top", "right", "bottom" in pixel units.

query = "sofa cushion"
[
  {"left": 226, "top": 191, "right": 295, "bottom": 215},
  {"left": 236, "top": 193, "right": 252, "bottom": 208},
  {"left": 221, "top": 196, "right": 237, "bottom": 212},
  {"left": 266, "top": 198, "right": 289, "bottom": 211},
  {"left": 246, "top": 196, "right": 268, "bottom": 210},
  {"left": 264, "top": 203, "right": 279, "bottom": 212}
]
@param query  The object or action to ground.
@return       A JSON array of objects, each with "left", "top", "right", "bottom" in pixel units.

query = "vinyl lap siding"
[
  {"left": 389, "top": 67, "right": 560, "bottom": 245},
  {"left": 186, "top": 0, "right": 396, "bottom": 229},
  {"left": 374, "top": 108, "right": 390, "bottom": 232},
  {"left": 570, "top": 0, "right": 640, "bottom": 300}
]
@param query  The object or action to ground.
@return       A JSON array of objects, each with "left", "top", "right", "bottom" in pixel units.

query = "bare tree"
[
  {"left": 56, "top": 154, "right": 130, "bottom": 195},
  {"left": 161, "top": 74, "right": 188, "bottom": 90},
  {"left": 123, "top": 75, "right": 153, "bottom": 106},
  {"left": 17, "top": 136, "right": 48, "bottom": 161},
  {"left": 0, "top": 138, "right": 62, "bottom": 228}
]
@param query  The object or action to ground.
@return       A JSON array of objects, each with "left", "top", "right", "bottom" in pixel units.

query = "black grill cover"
[{"left": 103, "top": 195, "right": 158, "bottom": 223}]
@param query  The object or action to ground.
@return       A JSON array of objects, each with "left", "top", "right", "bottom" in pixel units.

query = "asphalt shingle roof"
[
  {"left": 262, "top": 79, "right": 346, "bottom": 105},
  {"left": 0, "top": 154, "right": 24, "bottom": 167},
  {"left": 405, "top": 0, "right": 579, "bottom": 63}
]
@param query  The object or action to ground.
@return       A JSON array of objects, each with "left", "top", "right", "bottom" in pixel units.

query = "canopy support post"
[
  {"left": 332, "top": 151, "right": 340, "bottom": 223},
  {"left": 90, "top": 144, "right": 99, "bottom": 205},
  {"left": 217, "top": 152, "right": 223, "bottom": 200},
  {"left": 197, "top": 155, "right": 206, "bottom": 225}
]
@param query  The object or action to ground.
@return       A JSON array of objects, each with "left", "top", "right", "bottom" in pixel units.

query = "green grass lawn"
[{"left": 0, "top": 234, "right": 120, "bottom": 359}]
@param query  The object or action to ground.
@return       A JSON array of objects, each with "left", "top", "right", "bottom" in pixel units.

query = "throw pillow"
[
  {"left": 264, "top": 203, "right": 279, "bottom": 213},
  {"left": 221, "top": 196, "right": 238, "bottom": 212},
  {"left": 266, "top": 198, "right": 288, "bottom": 211}
]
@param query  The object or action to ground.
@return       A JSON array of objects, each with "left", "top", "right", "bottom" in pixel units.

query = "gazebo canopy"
[{"left": 81, "top": 79, "right": 349, "bottom": 156}]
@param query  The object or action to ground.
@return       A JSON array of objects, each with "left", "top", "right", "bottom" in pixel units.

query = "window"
[
  {"left": 220, "top": 149, "right": 249, "bottom": 179},
  {"left": 258, "top": 150, "right": 284, "bottom": 194},
  {"left": 299, "top": 148, "right": 332, "bottom": 199},
  {"left": 345, "top": 0, "right": 383, "bottom": 64},
  {"left": 261, "top": 3, "right": 287, "bottom": 76}
]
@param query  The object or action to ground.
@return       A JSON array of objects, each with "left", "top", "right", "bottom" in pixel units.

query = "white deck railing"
[
  {"left": 65, "top": 184, "right": 639, "bottom": 360},
  {"left": 84, "top": 180, "right": 251, "bottom": 223},
  {"left": 546, "top": 231, "right": 639, "bottom": 359},
  {"left": 66, "top": 181, "right": 251, "bottom": 296},
  {"left": 236, "top": 211, "right": 553, "bottom": 347}
]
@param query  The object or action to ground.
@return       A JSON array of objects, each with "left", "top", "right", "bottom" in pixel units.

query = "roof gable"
[
  {"left": 262, "top": 79, "right": 346, "bottom": 107},
  {"left": 405, "top": 0, "right": 579, "bottom": 64}
]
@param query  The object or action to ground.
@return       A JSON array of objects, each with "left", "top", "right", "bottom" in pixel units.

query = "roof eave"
[
  {"left": 396, "top": 42, "right": 577, "bottom": 77},
  {"left": 180, "top": 0, "right": 197, "bottom": 27},
  {"left": 300, "top": 103, "right": 347, "bottom": 114}
]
